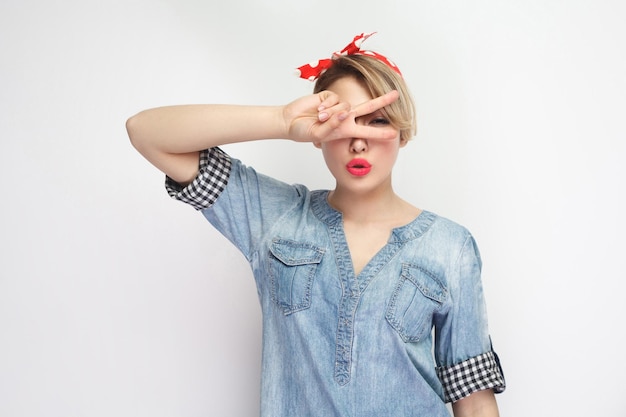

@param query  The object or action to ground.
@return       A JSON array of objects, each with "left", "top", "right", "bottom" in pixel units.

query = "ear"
[
  {"left": 399, "top": 137, "right": 409, "bottom": 148},
  {"left": 313, "top": 142, "right": 323, "bottom": 149}
]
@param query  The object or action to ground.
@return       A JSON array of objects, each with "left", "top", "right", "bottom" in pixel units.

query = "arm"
[
  {"left": 126, "top": 104, "right": 286, "bottom": 185},
  {"left": 452, "top": 389, "right": 500, "bottom": 417},
  {"left": 126, "top": 90, "right": 400, "bottom": 184},
  {"left": 433, "top": 233, "right": 506, "bottom": 411}
]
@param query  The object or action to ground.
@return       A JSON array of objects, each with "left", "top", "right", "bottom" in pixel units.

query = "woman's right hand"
[{"left": 283, "top": 90, "right": 400, "bottom": 144}]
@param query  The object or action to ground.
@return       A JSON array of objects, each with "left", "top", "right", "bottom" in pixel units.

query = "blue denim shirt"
[{"left": 167, "top": 149, "right": 505, "bottom": 417}]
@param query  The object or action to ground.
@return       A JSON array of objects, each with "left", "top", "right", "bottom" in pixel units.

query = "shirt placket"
[
  {"left": 330, "top": 222, "right": 360, "bottom": 386},
  {"left": 334, "top": 279, "right": 360, "bottom": 386},
  {"left": 329, "top": 223, "right": 406, "bottom": 387}
]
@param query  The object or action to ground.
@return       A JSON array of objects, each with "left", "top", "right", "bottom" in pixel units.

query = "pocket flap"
[
  {"left": 403, "top": 264, "right": 447, "bottom": 304},
  {"left": 270, "top": 239, "right": 324, "bottom": 266}
]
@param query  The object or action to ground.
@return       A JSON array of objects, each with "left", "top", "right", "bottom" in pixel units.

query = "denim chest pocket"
[
  {"left": 269, "top": 239, "right": 325, "bottom": 315},
  {"left": 385, "top": 263, "right": 448, "bottom": 343}
]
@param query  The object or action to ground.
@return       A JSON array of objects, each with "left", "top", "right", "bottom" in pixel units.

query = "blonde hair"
[{"left": 313, "top": 55, "right": 417, "bottom": 142}]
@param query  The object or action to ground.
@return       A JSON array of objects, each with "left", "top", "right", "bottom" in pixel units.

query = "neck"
[{"left": 328, "top": 184, "right": 401, "bottom": 223}]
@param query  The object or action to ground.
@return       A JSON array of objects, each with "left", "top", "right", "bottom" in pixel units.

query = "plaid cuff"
[
  {"left": 165, "top": 147, "right": 231, "bottom": 210},
  {"left": 436, "top": 350, "right": 506, "bottom": 403}
]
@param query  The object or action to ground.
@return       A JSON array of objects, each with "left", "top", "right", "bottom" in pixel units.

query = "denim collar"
[{"left": 310, "top": 190, "right": 436, "bottom": 243}]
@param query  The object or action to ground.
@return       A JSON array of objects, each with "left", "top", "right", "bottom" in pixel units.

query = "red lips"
[{"left": 346, "top": 158, "right": 372, "bottom": 176}]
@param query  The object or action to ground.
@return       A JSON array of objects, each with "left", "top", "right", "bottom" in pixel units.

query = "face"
[{"left": 315, "top": 76, "right": 406, "bottom": 195}]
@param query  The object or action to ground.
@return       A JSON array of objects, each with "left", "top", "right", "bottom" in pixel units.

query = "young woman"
[{"left": 127, "top": 33, "right": 505, "bottom": 417}]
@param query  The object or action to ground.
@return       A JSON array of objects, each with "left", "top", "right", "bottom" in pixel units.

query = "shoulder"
[
  {"left": 227, "top": 156, "right": 312, "bottom": 197},
  {"left": 421, "top": 211, "right": 473, "bottom": 246},
  {"left": 402, "top": 211, "right": 480, "bottom": 273}
]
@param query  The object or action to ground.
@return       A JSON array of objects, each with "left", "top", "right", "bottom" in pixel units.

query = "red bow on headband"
[{"left": 296, "top": 32, "right": 402, "bottom": 81}]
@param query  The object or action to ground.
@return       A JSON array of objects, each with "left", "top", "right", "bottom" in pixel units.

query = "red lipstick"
[{"left": 346, "top": 158, "right": 372, "bottom": 176}]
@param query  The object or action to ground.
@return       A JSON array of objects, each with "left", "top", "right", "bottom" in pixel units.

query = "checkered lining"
[
  {"left": 436, "top": 350, "right": 506, "bottom": 403},
  {"left": 165, "top": 147, "right": 231, "bottom": 210}
]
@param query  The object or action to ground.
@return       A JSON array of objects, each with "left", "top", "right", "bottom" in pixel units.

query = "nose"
[{"left": 350, "top": 138, "right": 368, "bottom": 153}]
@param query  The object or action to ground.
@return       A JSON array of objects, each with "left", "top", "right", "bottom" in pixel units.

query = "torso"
[{"left": 196, "top": 157, "right": 493, "bottom": 416}]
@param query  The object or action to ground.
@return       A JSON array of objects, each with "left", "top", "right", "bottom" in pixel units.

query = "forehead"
[{"left": 326, "top": 77, "right": 373, "bottom": 108}]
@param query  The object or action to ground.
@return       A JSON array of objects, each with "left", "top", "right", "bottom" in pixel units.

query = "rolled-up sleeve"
[
  {"left": 165, "top": 147, "right": 232, "bottom": 210},
  {"left": 433, "top": 233, "right": 506, "bottom": 402},
  {"left": 436, "top": 348, "right": 505, "bottom": 402}
]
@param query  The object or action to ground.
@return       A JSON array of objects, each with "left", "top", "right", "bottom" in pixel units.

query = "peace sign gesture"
[{"left": 284, "top": 89, "right": 400, "bottom": 144}]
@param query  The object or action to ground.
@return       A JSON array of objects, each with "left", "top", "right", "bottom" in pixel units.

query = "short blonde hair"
[{"left": 313, "top": 55, "right": 417, "bottom": 142}]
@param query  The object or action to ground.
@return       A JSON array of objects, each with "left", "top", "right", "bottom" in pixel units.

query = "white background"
[{"left": 1, "top": 0, "right": 625, "bottom": 416}]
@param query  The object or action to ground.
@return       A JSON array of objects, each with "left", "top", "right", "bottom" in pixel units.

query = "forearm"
[
  {"left": 126, "top": 104, "right": 286, "bottom": 184},
  {"left": 127, "top": 104, "right": 286, "bottom": 153},
  {"left": 452, "top": 389, "right": 500, "bottom": 417}
]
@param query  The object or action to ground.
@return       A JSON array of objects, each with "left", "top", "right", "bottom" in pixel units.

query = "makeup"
[{"left": 346, "top": 158, "right": 372, "bottom": 176}]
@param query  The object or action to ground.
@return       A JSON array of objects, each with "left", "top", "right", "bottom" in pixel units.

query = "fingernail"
[{"left": 318, "top": 112, "right": 329, "bottom": 121}]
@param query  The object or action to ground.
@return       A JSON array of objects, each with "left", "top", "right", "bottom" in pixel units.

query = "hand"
[{"left": 283, "top": 89, "right": 400, "bottom": 143}]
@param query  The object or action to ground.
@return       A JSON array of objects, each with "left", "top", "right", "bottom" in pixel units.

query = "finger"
[
  {"left": 316, "top": 90, "right": 340, "bottom": 111},
  {"left": 351, "top": 90, "right": 400, "bottom": 118},
  {"left": 316, "top": 91, "right": 340, "bottom": 121},
  {"left": 317, "top": 117, "right": 398, "bottom": 143},
  {"left": 351, "top": 124, "right": 399, "bottom": 141},
  {"left": 318, "top": 101, "right": 350, "bottom": 122},
  {"left": 317, "top": 103, "right": 398, "bottom": 142},
  {"left": 311, "top": 107, "right": 353, "bottom": 139}
]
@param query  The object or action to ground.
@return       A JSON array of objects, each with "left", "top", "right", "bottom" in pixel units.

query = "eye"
[{"left": 369, "top": 116, "right": 390, "bottom": 126}]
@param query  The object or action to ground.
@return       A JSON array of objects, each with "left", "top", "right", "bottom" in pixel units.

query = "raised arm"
[
  {"left": 126, "top": 90, "right": 400, "bottom": 184},
  {"left": 126, "top": 104, "right": 286, "bottom": 184}
]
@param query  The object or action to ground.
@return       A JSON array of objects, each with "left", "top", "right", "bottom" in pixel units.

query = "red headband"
[{"left": 296, "top": 32, "right": 402, "bottom": 81}]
